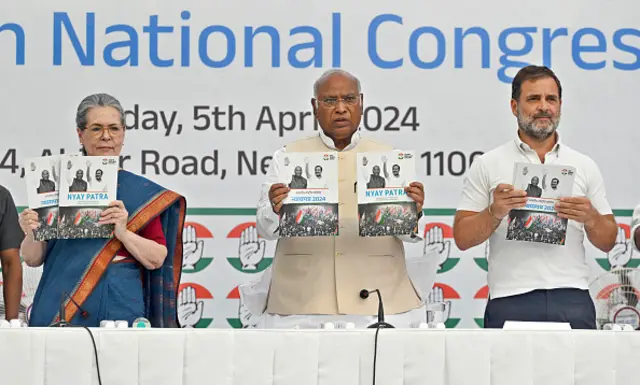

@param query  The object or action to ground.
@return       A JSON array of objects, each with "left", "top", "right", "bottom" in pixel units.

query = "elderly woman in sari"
[{"left": 18, "top": 93, "right": 186, "bottom": 327}]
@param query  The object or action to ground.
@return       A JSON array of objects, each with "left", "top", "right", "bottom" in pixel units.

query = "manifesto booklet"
[
  {"left": 57, "top": 155, "right": 119, "bottom": 239},
  {"left": 506, "top": 162, "right": 576, "bottom": 245},
  {"left": 276, "top": 152, "right": 339, "bottom": 237},
  {"left": 357, "top": 150, "right": 419, "bottom": 237},
  {"left": 24, "top": 155, "right": 62, "bottom": 241}
]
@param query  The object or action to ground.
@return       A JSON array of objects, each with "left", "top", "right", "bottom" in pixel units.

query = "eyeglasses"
[
  {"left": 317, "top": 95, "right": 360, "bottom": 108},
  {"left": 84, "top": 125, "right": 124, "bottom": 137}
]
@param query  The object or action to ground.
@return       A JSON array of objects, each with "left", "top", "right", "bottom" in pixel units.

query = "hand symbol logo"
[
  {"left": 239, "top": 226, "right": 266, "bottom": 270},
  {"left": 426, "top": 286, "right": 451, "bottom": 323},
  {"left": 178, "top": 286, "right": 204, "bottom": 328},
  {"left": 423, "top": 225, "right": 452, "bottom": 267},
  {"left": 182, "top": 225, "right": 204, "bottom": 270},
  {"left": 608, "top": 227, "right": 633, "bottom": 269}
]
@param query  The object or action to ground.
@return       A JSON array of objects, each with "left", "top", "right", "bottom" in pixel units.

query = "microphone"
[
  {"left": 50, "top": 292, "right": 89, "bottom": 327},
  {"left": 360, "top": 289, "right": 394, "bottom": 329}
]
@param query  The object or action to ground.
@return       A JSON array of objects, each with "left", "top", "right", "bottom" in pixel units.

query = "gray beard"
[{"left": 517, "top": 111, "right": 560, "bottom": 140}]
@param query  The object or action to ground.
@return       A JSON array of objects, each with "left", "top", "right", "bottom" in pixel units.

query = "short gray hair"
[
  {"left": 75, "top": 93, "right": 125, "bottom": 130},
  {"left": 313, "top": 69, "right": 361, "bottom": 98}
]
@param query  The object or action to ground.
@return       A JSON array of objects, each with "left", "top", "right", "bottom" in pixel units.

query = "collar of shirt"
[
  {"left": 513, "top": 131, "right": 562, "bottom": 160},
  {"left": 318, "top": 129, "right": 361, "bottom": 151}
]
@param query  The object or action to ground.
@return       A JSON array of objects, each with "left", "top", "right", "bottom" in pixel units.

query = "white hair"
[
  {"left": 313, "top": 69, "right": 361, "bottom": 98},
  {"left": 75, "top": 93, "right": 125, "bottom": 155},
  {"left": 76, "top": 93, "right": 125, "bottom": 129}
]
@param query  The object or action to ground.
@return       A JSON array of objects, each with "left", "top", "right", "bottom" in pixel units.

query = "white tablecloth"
[{"left": 1, "top": 328, "right": 639, "bottom": 385}]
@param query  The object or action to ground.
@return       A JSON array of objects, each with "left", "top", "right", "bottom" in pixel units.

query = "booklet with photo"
[
  {"left": 276, "top": 152, "right": 339, "bottom": 237},
  {"left": 57, "top": 155, "right": 119, "bottom": 239},
  {"left": 357, "top": 150, "right": 419, "bottom": 237},
  {"left": 24, "top": 155, "right": 62, "bottom": 241},
  {"left": 506, "top": 162, "right": 576, "bottom": 245}
]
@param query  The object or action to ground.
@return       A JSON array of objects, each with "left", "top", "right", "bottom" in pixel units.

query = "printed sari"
[{"left": 29, "top": 170, "right": 186, "bottom": 327}]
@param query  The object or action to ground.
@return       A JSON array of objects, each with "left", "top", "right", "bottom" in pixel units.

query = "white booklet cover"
[
  {"left": 357, "top": 150, "right": 419, "bottom": 237},
  {"left": 24, "top": 155, "right": 62, "bottom": 241},
  {"left": 506, "top": 162, "right": 576, "bottom": 245},
  {"left": 57, "top": 155, "right": 119, "bottom": 239},
  {"left": 276, "top": 152, "right": 339, "bottom": 237}
]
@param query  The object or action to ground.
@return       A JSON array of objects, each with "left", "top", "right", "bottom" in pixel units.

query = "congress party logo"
[
  {"left": 427, "top": 283, "right": 461, "bottom": 328},
  {"left": 177, "top": 283, "right": 213, "bottom": 328},
  {"left": 227, "top": 223, "right": 273, "bottom": 273},
  {"left": 473, "top": 285, "right": 489, "bottom": 328},
  {"left": 226, "top": 286, "right": 261, "bottom": 329},
  {"left": 423, "top": 223, "right": 458, "bottom": 273},
  {"left": 598, "top": 224, "right": 640, "bottom": 270},
  {"left": 323, "top": 153, "right": 335, "bottom": 161},
  {"left": 182, "top": 222, "right": 214, "bottom": 273},
  {"left": 474, "top": 243, "right": 490, "bottom": 272}
]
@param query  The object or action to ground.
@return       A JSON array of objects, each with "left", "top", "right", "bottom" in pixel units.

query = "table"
[{"left": 0, "top": 328, "right": 639, "bottom": 385}]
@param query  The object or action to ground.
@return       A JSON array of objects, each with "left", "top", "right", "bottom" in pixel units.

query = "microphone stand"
[
  {"left": 360, "top": 289, "right": 394, "bottom": 329},
  {"left": 45, "top": 293, "right": 102, "bottom": 385},
  {"left": 50, "top": 292, "right": 69, "bottom": 327},
  {"left": 360, "top": 289, "right": 393, "bottom": 385}
]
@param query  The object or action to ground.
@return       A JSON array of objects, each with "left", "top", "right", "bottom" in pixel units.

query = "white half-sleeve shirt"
[
  {"left": 543, "top": 187, "right": 563, "bottom": 199},
  {"left": 89, "top": 179, "right": 108, "bottom": 192},
  {"left": 456, "top": 134, "right": 613, "bottom": 299},
  {"left": 307, "top": 174, "right": 329, "bottom": 189},
  {"left": 387, "top": 174, "right": 406, "bottom": 188}
]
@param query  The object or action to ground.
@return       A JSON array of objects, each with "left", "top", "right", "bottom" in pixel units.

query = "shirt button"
[{"left": 335, "top": 252, "right": 343, "bottom": 256}]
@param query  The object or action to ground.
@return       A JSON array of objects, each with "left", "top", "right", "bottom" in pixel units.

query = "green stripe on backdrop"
[
  {"left": 18, "top": 207, "right": 634, "bottom": 216},
  {"left": 180, "top": 208, "right": 638, "bottom": 217}
]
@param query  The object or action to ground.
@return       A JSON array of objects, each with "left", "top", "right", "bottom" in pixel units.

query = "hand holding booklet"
[
  {"left": 25, "top": 154, "right": 119, "bottom": 240},
  {"left": 357, "top": 150, "right": 419, "bottom": 237},
  {"left": 506, "top": 162, "right": 575, "bottom": 245},
  {"left": 24, "top": 155, "right": 62, "bottom": 241},
  {"left": 276, "top": 152, "right": 339, "bottom": 237}
]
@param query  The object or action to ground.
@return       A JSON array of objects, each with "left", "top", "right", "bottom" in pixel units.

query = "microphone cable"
[
  {"left": 77, "top": 325, "right": 103, "bottom": 385},
  {"left": 48, "top": 324, "right": 103, "bottom": 385},
  {"left": 49, "top": 292, "right": 103, "bottom": 385},
  {"left": 372, "top": 324, "right": 381, "bottom": 385},
  {"left": 361, "top": 289, "right": 380, "bottom": 385}
]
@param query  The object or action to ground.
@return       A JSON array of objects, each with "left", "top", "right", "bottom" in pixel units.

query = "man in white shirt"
[
  {"left": 453, "top": 65, "right": 617, "bottom": 329},
  {"left": 383, "top": 156, "right": 405, "bottom": 188},
  {"left": 543, "top": 176, "right": 562, "bottom": 199},
  {"left": 255, "top": 69, "right": 427, "bottom": 328},
  {"left": 87, "top": 167, "right": 108, "bottom": 192},
  {"left": 304, "top": 158, "right": 328, "bottom": 189}
]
